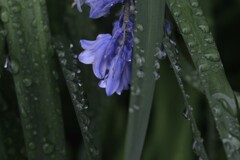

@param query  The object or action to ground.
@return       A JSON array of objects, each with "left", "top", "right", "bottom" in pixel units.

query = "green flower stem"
[
  {"left": 163, "top": 36, "right": 209, "bottom": 160},
  {"left": 55, "top": 37, "right": 101, "bottom": 160},
  {"left": 124, "top": 1, "right": 165, "bottom": 160},
  {"left": 167, "top": 0, "right": 240, "bottom": 159},
  {"left": 1, "top": 0, "right": 66, "bottom": 159}
]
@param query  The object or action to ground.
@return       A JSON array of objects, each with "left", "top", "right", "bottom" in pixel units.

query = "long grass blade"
[
  {"left": 1, "top": 0, "right": 66, "bottom": 159},
  {"left": 124, "top": 1, "right": 165, "bottom": 160},
  {"left": 163, "top": 36, "right": 209, "bottom": 159},
  {"left": 167, "top": 0, "right": 240, "bottom": 159},
  {"left": 55, "top": 37, "right": 101, "bottom": 160}
]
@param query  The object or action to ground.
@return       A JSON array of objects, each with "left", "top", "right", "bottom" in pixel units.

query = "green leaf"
[
  {"left": 167, "top": 0, "right": 240, "bottom": 159},
  {"left": 124, "top": 1, "right": 165, "bottom": 160},
  {"left": 142, "top": 62, "right": 195, "bottom": 160},
  {"left": 1, "top": 0, "right": 66, "bottom": 159},
  {"left": 55, "top": 37, "right": 101, "bottom": 160},
  {"left": 163, "top": 36, "right": 208, "bottom": 159}
]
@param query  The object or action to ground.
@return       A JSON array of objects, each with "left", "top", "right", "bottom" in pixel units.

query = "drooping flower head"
[
  {"left": 77, "top": 0, "right": 134, "bottom": 96},
  {"left": 75, "top": 0, "right": 124, "bottom": 18}
]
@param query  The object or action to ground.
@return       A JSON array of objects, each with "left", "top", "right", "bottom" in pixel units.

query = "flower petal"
[
  {"left": 78, "top": 50, "right": 95, "bottom": 64},
  {"left": 85, "top": 0, "right": 123, "bottom": 18},
  {"left": 106, "top": 56, "right": 123, "bottom": 96},
  {"left": 80, "top": 40, "right": 95, "bottom": 49},
  {"left": 75, "top": 0, "right": 85, "bottom": 12},
  {"left": 92, "top": 44, "right": 109, "bottom": 78}
]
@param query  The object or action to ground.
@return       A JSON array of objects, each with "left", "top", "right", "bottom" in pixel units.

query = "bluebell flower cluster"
[{"left": 75, "top": 0, "right": 134, "bottom": 96}]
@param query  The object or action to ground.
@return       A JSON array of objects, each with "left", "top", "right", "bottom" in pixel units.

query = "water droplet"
[
  {"left": 223, "top": 135, "right": 240, "bottom": 156},
  {"left": 204, "top": 36, "right": 214, "bottom": 44},
  {"left": 153, "top": 71, "right": 160, "bottom": 80},
  {"left": 134, "top": 37, "right": 140, "bottom": 44},
  {"left": 188, "top": 41, "right": 196, "bottom": 48},
  {"left": 131, "top": 86, "right": 141, "bottom": 96},
  {"left": 28, "top": 142, "right": 36, "bottom": 150},
  {"left": 76, "top": 69, "right": 81, "bottom": 74},
  {"left": 213, "top": 93, "right": 237, "bottom": 116},
  {"left": 58, "top": 51, "right": 65, "bottom": 58},
  {"left": 183, "top": 108, "right": 191, "bottom": 121},
  {"left": 23, "top": 78, "right": 32, "bottom": 87},
  {"left": 154, "top": 61, "right": 160, "bottom": 69},
  {"left": 198, "top": 64, "right": 209, "bottom": 73},
  {"left": 10, "top": 60, "right": 19, "bottom": 74},
  {"left": 84, "top": 105, "right": 88, "bottom": 109},
  {"left": 83, "top": 126, "right": 88, "bottom": 132},
  {"left": 173, "top": 9, "right": 181, "bottom": 17},
  {"left": 136, "top": 70, "right": 144, "bottom": 78},
  {"left": 25, "top": 124, "right": 32, "bottom": 130},
  {"left": 19, "top": 106, "right": 27, "bottom": 118},
  {"left": 33, "top": 130, "right": 38, "bottom": 135},
  {"left": 13, "top": 23, "right": 20, "bottom": 28},
  {"left": 190, "top": 0, "right": 199, "bottom": 7},
  {"left": 12, "top": 6, "right": 21, "bottom": 13},
  {"left": 136, "top": 24, "right": 143, "bottom": 31},
  {"left": 195, "top": 9, "right": 203, "bottom": 16},
  {"left": 155, "top": 48, "right": 166, "bottom": 59},
  {"left": 76, "top": 103, "right": 83, "bottom": 110},
  {"left": 175, "top": 64, "right": 181, "bottom": 72},
  {"left": 1, "top": 11, "right": 9, "bottom": 23},
  {"left": 19, "top": 38, "right": 24, "bottom": 44},
  {"left": 60, "top": 59, "right": 67, "bottom": 65},
  {"left": 135, "top": 54, "right": 145, "bottom": 66},
  {"left": 192, "top": 138, "right": 204, "bottom": 156},
  {"left": 133, "top": 105, "right": 140, "bottom": 110},
  {"left": 34, "top": 97, "right": 38, "bottom": 101},
  {"left": 42, "top": 143, "right": 55, "bottom": 155},
  {"left": 181, "top": 26, "right": 191, "bottom": 34},
  {"left": 204, "top": 53, "right": 220, "bottom": 62},
  {"left": 128, "top": 108, "right": 134, "bottom": 113},
  {"left": 198, "top": 25, "right": 209, "bottom": 33}
]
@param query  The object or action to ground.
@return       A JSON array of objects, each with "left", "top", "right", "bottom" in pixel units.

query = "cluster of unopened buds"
[{"left": 73, "top": 0, "right": 135, "bottom": 96}]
